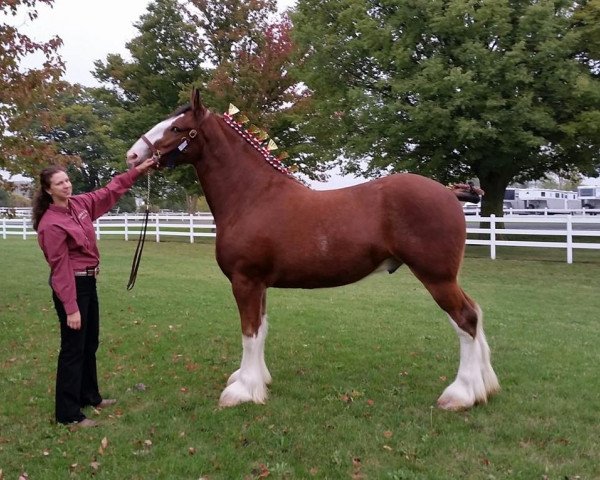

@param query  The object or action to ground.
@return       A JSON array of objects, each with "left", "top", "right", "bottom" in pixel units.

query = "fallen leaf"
[
  {"left": 383, "top": 430, "right": 393, "bottom": 438},
  {"left": 90, "top": 461, "right": 100, "bottom": 471},
  {"left": 180, "top": 387, "right": 189, "bottom": 393},
  {"left": 18, "top": 474, "right": 28, "bottom": 480},
  {"left": 185, "top": 362, "right": 200, "bottom": 372},
  {"left": 366, "top": 399, "right": 374, "bottom": 406},
  {"left": 188, "top": 447, "right": 196, "bottom": 455},
  {"left": 383, "top": 445, "right": 393, "bottom": 451},
  {"left": 351, "top": 457, "right": 364, "bottom": 480},
  {"left": 309, "top": 467, "right": 319, "bottom": 476},
  {"left": 251, "top": 463, "right": 270, "bottom": 478},
  {"left": 42, "top": 449, "right": 50, "bottom": 456},
  {"left": 98, "top": 436, "right": 109, "bottom": 455},
  {"left": 144, "top": 439, "right": 152, "bottom": 448}
]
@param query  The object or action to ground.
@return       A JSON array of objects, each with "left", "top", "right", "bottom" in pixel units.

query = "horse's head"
[{"left": 126, "top": 88, "right": 208, "bottom": 170}]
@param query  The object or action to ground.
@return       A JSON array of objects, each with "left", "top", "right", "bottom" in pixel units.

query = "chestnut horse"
[{"left": 126, "top": 89, "right": 499, "bottom": 410}]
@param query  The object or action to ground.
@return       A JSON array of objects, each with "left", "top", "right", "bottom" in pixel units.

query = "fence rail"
[{"left": 2, "top": 212, "right": 600, "bottom": 264}]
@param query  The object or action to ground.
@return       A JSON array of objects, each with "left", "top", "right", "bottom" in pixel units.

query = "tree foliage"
[
  {"left": 292, "top": 0, "right": 600, "bottom": 214},
  {"left": 0, "top": 0, "right": 74, "bottom": 180},
  {"left": 92, "top": 0, "right": 313, "bottom": 212}
]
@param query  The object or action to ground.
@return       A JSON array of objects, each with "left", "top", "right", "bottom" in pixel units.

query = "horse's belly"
[{"left": 269, "top": 254, "right": 390, "bottom": 289}]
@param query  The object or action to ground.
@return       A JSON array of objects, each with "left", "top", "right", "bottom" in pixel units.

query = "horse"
[{"left": 126, "top": 88, "right": 499, "bottom": 410}]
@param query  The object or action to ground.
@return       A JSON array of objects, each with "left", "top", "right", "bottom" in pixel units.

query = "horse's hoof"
[
  {"left": 436, "top": 396, "right": 472, "bottom": 411},
  {"left": 219, "top": 379, "right": 268, "bottom": 407},
  {"left": 437, "top": 382, "right": 477, "bottom": 411}
]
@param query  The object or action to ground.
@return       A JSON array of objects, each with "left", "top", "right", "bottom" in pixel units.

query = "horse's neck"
[{"left": 194, "top": 117, "right": 300, "bottom": 223}]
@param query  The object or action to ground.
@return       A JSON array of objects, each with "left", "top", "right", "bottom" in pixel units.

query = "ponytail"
[{"left": 32, "top": 166, "right": 65, "bottom": 231}]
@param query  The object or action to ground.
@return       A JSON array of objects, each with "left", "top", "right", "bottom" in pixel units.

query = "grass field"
[{"left": 1, "top": 238, "right": 599, "bottom": 479}]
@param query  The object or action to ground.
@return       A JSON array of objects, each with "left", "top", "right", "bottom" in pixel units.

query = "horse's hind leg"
[
  {"left": 219, "top": 275, "right": 271, "bottom": 407},
  {"left": 424, "top": 281, "right": 500, "bottom": 410}
]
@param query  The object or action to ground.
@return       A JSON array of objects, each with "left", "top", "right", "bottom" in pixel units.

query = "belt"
[{"left": 74, "top": 266, "right": 100, "bottom": 277}]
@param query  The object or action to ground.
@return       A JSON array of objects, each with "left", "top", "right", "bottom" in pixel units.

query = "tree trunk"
[
  {"left": 186, "top": 194, "right": 199, "bottom": 214},
  {"left": 477, "top": 174, "right": 511, "bottom": 234},
  {"left": 479, "top": 175, "right": 509, "bottom": 217}
]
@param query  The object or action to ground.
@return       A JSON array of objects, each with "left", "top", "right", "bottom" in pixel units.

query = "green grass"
[{"left": 1, "top": 238, "right": 599, "bottom": 479}]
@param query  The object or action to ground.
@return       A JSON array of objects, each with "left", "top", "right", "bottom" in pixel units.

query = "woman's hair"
[{"left": 32, "top": 166, "right": 66, "bottom": 231}]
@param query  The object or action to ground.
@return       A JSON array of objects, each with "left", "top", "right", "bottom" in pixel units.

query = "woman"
[{"left": 32, "top": 158, "right": 156, "bottom": 428}]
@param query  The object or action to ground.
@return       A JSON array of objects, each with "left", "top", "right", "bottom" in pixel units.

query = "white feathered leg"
[
  {"left": 220, "top": 317, "right": 270, "bottom": 407},
  {"left": 438, "top": 308, "right": 499, "bottom": 410}
]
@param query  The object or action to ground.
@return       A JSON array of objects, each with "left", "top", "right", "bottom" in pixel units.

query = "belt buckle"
[{"left": 86, "top": 266, "right": 99, "bottom": 277}]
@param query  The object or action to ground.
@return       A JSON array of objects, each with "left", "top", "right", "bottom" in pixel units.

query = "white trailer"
[
  {"left": 504, "top": 188, "right": 579, "bottom": 211},
  {"left": 578, "top": 186, "right": 600, "bottom": 212}
]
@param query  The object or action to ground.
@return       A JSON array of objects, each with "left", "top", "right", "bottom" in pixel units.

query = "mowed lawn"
[{"left": 0, "top": 238, "right": 599, "bottom": 479}]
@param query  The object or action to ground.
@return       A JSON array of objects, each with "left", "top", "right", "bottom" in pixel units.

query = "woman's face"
[{"left": 46, "top": 171, "right": 72, "bottom": 204}]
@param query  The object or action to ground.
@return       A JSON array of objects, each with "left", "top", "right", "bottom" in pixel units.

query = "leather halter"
[
  {"left": 138, "top": 109, "right": 209, "bottom": 167},
  {"left": 141, "top": 129, "right": 198, "bottom": 163}
]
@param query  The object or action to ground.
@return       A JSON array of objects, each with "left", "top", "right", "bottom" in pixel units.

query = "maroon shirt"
[{"left": 38, "top": 169, "right": 141, "bottom": 315}]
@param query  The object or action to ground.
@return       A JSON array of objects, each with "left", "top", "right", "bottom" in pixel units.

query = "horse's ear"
[{"left": 190, "top": 88, "right": 204, "bottom": 116}]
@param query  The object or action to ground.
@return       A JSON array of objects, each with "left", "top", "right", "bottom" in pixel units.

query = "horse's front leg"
[{"left": 219, "top": 275, "right": 271, "bottom": 407}]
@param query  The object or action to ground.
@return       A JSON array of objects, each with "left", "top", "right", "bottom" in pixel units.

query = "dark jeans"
[{"left": 52, "top": 276, "right": 103, "bottom": 424}]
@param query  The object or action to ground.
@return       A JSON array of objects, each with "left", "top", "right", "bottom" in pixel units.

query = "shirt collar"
[{"left": 48, "top": 203, "right": 70, "bottom": 214}]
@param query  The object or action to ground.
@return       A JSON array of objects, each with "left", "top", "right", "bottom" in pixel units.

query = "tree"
[
  {"left": 94, "top": 0, "right": 313, "bottom": 212},
  {"left": 92, "top": 0, "right": 208, "bottom": 210},
  {"left": 35, "top": 87, "right": 123, "bottom": 187},
  {"left": 0, "top": 0, "right": 73, "bottom": 180},
  {"left": 292, "top": 0, "right": 600, "bottom": 215}
]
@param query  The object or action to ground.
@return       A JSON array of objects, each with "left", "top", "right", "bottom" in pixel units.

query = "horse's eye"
[{"left": 171, "top": 126, "right": 181, "bottom": 133}]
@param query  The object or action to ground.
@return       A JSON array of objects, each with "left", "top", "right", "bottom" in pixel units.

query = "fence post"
[
  {"left": 22, "top": 218, "right": 27, "bottom": 240},
  {"left": 490, "top": 214, "right": 496, "bottom": 260},
  {"left": 124, "top": 213, "right": 129, "bottom": 241},
  {"left": 155, "top": 214, "right": 160, "bottom": 243},
  {"left": 566, "top": 215, "right": 573, "bottom": 264},
  {"left": 2, "top": 218, "right": 5, "bottom": 239},
  {"left": 189, "top": 214, "right": 194, "bottom": 243},
  {"left": 95, "top": 219, "right": 100, "bottom": 240}
]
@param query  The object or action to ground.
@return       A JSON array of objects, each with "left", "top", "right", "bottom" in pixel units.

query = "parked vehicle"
[
  {"left": 503, "top": 188, "right": 579, "bottom": 211},
  {"left": 578, "top": 186, "right": 600, "bottom": 213}
]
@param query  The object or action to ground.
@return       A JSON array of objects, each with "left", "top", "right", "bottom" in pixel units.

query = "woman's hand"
[
  {"left": 135, "top": 157, "right": 159, "bottom": 174},
  {"left": 66, "top": 311, "right": 81, "bottom": 330}
]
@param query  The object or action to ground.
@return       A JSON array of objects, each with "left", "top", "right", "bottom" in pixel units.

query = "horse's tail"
[{"left": 449, "top": 182, "right": 484, "bottom": 204}]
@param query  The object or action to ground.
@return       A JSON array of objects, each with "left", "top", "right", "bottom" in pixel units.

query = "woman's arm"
[
  {"left": 39, "top": 226, "right": 78, "bottom": 315},
  {"left": 77, "top": 159, "right": 158, "bottom": 220}
]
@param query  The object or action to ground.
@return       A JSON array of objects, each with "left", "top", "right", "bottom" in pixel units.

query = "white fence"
[
  {"left": 2, "top": 212, "right": 600, "bottom": 264},
  {"left": 465, "top": 214, "right": 600, "bottom": 263}
]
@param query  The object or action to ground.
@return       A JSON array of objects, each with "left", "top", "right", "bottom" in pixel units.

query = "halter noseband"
[{"left": 141, "top": 128, "right": 198, "bottom": 168}]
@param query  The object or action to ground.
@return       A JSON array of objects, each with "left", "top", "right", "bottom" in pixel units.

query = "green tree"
[
  {"left": 94, "top": 0, "right": 312, "bottom": 211},
  {"left": 292, "top": 0, "right": 600, "bottom": 215},
  {"left": 93, "top": 0, "right": 207, "bottom": 211},
  {"left": 37, "top": 87, "right": 124, "bottom": 188},
  {"left": 0, "top": 0, "right": 73, "bottom": 180},
  {"left": 32, "top": 86, "right": 140, "bottom": 211}
]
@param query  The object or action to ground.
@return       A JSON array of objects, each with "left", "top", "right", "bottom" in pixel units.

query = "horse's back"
[{"left": 330, "top": 173, "right": 466, "bottom": 230}]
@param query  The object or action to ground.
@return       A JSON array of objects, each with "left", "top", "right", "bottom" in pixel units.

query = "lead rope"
[{"left": 127, "top": 174, "right": 151, "bottom": 290}]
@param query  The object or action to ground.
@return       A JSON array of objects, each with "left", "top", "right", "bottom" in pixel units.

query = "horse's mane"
[{"left": 172, "top": 104, "right": 192, "bottom": 116}]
